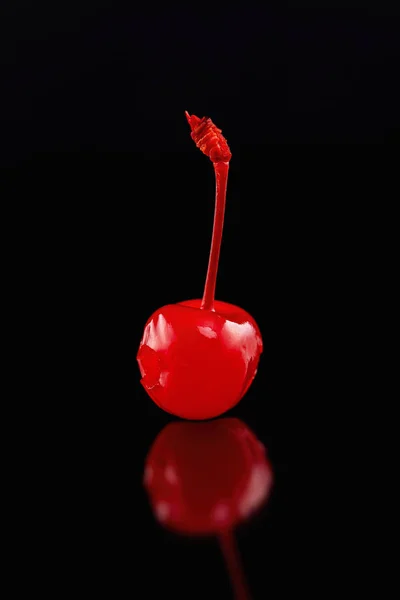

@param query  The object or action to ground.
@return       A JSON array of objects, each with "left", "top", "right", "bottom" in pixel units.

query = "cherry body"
[{"left": 137, "top": 300, "right": 262, "bottom": 420}]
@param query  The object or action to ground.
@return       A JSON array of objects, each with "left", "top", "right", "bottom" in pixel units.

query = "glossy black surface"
[{"left": 3, "top": 4, "right": 397, "bottom": 598}]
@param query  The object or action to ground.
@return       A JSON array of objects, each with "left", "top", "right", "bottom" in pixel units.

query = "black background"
[{"left": 2, "top": 2, "right": 399, "bottom": 598}]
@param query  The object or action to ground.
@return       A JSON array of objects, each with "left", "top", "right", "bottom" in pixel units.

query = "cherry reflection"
[{"left": 143, "top": 418, "right": 274, "bottom": 600}]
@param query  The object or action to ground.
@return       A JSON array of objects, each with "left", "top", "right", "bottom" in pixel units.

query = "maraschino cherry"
[
  {"left": 144, "top": 418, "right": 274, "bottom": 600},
  {"left": 137, "top": 113, "right": 263, "bottom": 420}
]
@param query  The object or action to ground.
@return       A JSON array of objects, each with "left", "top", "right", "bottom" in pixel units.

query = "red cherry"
[
  {"left": 137, "top": 300, "right": 262, "bottom": 420},
  {"left": 144, "top": 418, "right": 273, "bottom": 598},
  {"left": 137, "top": 113, "right": 263, "bottom": 419}
]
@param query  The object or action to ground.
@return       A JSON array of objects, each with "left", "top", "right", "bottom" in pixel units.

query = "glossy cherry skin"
[
  {"left": 137, "top": 299, "right": 263, "bottom": 420},
  {"left": 143, "top": 418, "right": 273, "bottom": 535}
]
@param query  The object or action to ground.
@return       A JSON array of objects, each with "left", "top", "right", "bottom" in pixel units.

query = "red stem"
[
  {"left": 201, "top": 160, "right": 229, "bottom": 311},
  {"left": 219, "top": 530, "right": 252, "bottom": 600}
]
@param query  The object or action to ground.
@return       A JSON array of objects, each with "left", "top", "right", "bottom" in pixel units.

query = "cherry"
[
  {"left": 137, "top": 112, "right": 263, "bottom": 420},
  {"left": 143, "top": 418, "right": 274, "bottom": 599}
]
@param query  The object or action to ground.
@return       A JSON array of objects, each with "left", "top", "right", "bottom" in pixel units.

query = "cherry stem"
[
  {"left": 219, "top": 530, "right": 252, "bottom": 600},
  {"left": 201, "top": 160, "right": 229, "bottom": 311}
]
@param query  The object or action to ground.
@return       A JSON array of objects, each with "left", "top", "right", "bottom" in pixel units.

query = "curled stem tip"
[{"left": 185, "top": 111, "right": 232, "bottom": 163}]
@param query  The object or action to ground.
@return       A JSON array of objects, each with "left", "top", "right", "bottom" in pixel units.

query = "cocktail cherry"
[{"left": 137, "top": 113, "right": 263, "bottom": 419}]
